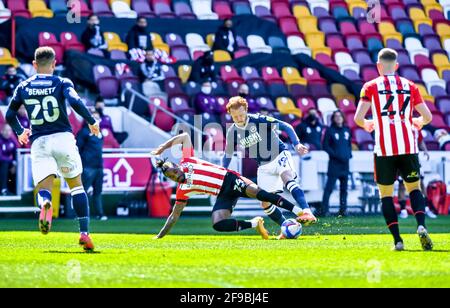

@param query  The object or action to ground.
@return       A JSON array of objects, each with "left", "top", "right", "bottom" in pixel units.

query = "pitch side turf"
[{"left": 0, "top": 217, "right": 449, "bottom": 288}]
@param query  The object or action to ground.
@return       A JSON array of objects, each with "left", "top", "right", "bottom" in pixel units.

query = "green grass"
[{"left": 0, "top": 216, "right": 449, "bottom": 288}]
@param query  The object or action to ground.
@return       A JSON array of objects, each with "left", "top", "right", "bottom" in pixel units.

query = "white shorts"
[
  {"left": 31, "top": 132, "right": 83, "bottom": 185},
  {"left": 257, "top": 151, "right": 297, "bottom": 193}
]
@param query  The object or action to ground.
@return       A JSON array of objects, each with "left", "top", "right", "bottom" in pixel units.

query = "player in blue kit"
[
  {"left": 223, "top": 97, "right": 317, "bottom": 235},
  {"left": 6, "top": 47, "right": 99, "bottom": 251}
]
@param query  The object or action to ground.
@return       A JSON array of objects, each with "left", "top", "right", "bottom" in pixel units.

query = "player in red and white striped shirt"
[
  {"left": 354, "top": 48, "right": 433, "bottom": 251},
  {"left": 151, "top": 133, "right": 304, "bottom": 239}
]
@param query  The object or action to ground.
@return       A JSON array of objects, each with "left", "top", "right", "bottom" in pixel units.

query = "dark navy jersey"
[
  {"left": 225, "top": 113, "right": 300, "bottom": 166},
  {"left": 6, "top": 74, "right": 95, "bottom": 143}
]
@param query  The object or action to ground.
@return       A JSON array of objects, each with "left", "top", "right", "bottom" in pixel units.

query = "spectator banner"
[{"left": 21, "top": 153, "right": 153, "bottom": 193}]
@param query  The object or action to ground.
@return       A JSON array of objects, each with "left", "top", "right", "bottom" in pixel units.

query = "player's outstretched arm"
[
  {"left": 151, "top": 132, "right": 192, "bottom": 156},
  {"left": 154, "top": 201, "right": 187, "bottom": 239},
  {"left": 262, "top": 115, "right": 308, "bottom": 155}
]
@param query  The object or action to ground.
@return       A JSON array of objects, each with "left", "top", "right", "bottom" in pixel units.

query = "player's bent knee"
[
  {"left": 378, "top": 184, "right": 395, "bottom": 198},
  {"left": 404, "top": 180, "right": 421, "bottom": 194},
  {"left": 212, "top": 220, "right": 229, "bottom": 232}
]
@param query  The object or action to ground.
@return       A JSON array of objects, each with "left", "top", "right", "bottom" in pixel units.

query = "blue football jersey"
[
  {"left": 225, "top": 114, "right": 300, "bottom": 165},
  {"left": 7, "top": 74, "right": 95, "bottom": 142}
]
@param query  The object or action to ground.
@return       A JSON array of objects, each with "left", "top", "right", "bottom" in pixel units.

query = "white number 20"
[{"left": 24, "top": 96, "right": 60, "bottom": 125}]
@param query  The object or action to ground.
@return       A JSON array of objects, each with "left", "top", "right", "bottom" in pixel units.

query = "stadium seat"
[
  {"left": 281, "top": 67, "right": 307, "bottom": 86},
  {"left": 60, "top": 32, "right": 85, "bottom": 52},
  {"left": 191, "top": 0, "right": 218, "bottom": 19},
  {"left": 132, "top": 0, "right": 156, "bottom": 17},
  {"left": 314, "top": 53, "right": 338, "bottom": 71},
  {"left": 248, "top": 80, "right": 268, "bottom": 98},
  {"left": 334, "top": 52, "right": 359, "bottom": 75},
  {"left": 152, "top": 0, "right": 176, "bottom": 18},
  {"left": 49, "top": 0, "right": 68, "bottom": 16},
  {"left": 91, "top": 0, "right": 115, "bottom": 17},
  {"left": 254, "top": 5, "right": 277, "bottom": 23},
  {"left": 38, "top": 32, "right": 65, "bottom": 64},
  {"left": 164, "top": 78, "right": 187, "bottom": 99},
  {"left": 287, "top": 36, "right": 312, "bottom": 56},
  {"left": 174, "top": 1, "right": 196, "bottom": 19},
  {"left": 0, "top": 1, "right": 11, "bottom": 23},
  {"left": 110, "top": 0, "right": 137, "bottom": 18},
  {"left": 185, "top": 33, "right": 210, "bottom": 57},
  {"left": 331, "top": 83, "right": 355, "bottom": 102},
  {"left": 354, "top": 128, "right": 375, "bottom": 151},
  {"left": 246, "top": 35, "right": 272, "bottom": 54},
  {"left": 296, "top": 97, "right": 316, "bottom": 114},
  {"left": 433, "top": 54, "right": 450, "bottom": 79},
  {"left": 421, "top": 68, "right": 446, "bottom": 94},
  {"left": 213, "top": 50, "right": 231, "bottom": 62},
  {"left": 172, "top": 45, "right": 191, "bottom": 61},
  {"left": 104, "top": 32, "right": 128, "bottom": 52},
  {"left": 256, "top": 96, "right": 277, "bottom": 112},
  {"left": 220, "top": 65, "right": 244, "bottom": 83},
  {"left": 178, "top": 65, "right": 192, "bottom": 83},
  {"left": 268, "top": 83, "right": 290, "bottom": 98},
  {"left": 241, "top": 66, "right": 263, "bottom": 83},
  {"left": 213, "top": 1, "right": 233, "bottom": 19},
  {"left": 262, "top": 67, "right": 285, "bottom": 84},
  {"left": 302, "top": 68, "right": 326, "bottom": 84},
  {"left": 276, "top": 97, "right": 302, "bottom": 118},
  {"left": 6, "top": 0, "right": 31, "bottom": 18},
  {"left": 233, "top": 1, "right": 252, "bottom": 15},
  {"left": 272, "top": 1, "right": 292, "bottom": 19},
  {"left": 289, "top": 83, "right": 309, "bottom": 100},
  {"left": 338, "top": 98, "right": 356, "bottom": 113},
  {"left": 405, "top": 37, "right": 430, "bottom": 61},
  {"left": 151, "top": 33, "right": 170, "bottom": 54},
  {"left": 317, "top": 98, "right": 338, "bottom": 123},
  {"left": 93, "top": 65, "right": 120, "bottom": 99},
  {"left": 279, "top": 17, "right": 302, "bottom": 37},
  {"left": 227, "top": 80, "right": 244, "bottom": 96},
  {"left": 0, "top": 48, "right": 19, "bottom": 67},
  {"left": 28, "top": 0, "right": 54, "bottom": 18},
  {"left": 169, "top": 96, "right": 195, "bottom": 113}
]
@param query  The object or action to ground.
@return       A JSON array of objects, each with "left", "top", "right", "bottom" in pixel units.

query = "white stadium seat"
[
  {"left": 249, "top": 0, "right": 271, "bottom": 13},
  {"left": 306, "top": 0, "right": 329, "bottom": 12},
  {"left": 287, "top": 36, "right": 312, "bottom": 56},
  {"left": 0, "top": 1, "right": 11, "bottom": 24},
  {"left": 404, "top": 37, "right": 429, "bottom": 62},
  {"left": 190, "top": 0, "right": 218, "bottom": 20},
  {"left": 317, "top": 98, "right": 338, "bottom": 125},
  {"left": 421, "top": 68, "right": 447, "bottom": 94},
  {"left": 185, "top": 33, "right": 211, "bottom": 57},
  {"left": 335, "top": 52, "right": 360, "bottom": 75},
  {"left": 111, "top": 1, "right": 138, "bottom": 18},
  {"left": 246, "top": 35, "right": 272, "bottom": 54}
]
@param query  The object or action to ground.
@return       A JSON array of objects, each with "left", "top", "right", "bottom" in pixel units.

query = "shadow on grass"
[
  {"left": 404, "top": 250, "right": 450, "bottom": 253},
  {"left": 44, "top": 251, "right": 101, "bottom": 254}
]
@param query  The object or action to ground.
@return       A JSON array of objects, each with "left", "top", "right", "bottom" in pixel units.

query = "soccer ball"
[{"left": 281, "top": 219, "right": 302, "bottom": 239}]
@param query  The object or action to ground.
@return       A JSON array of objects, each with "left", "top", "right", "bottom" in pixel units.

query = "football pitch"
[{"left": 0, "top": 216, "right": 449, "bottom": 288}]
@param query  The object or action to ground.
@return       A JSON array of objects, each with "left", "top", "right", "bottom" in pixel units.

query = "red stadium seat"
[
  {"left": 338, "top": 98, "right": 356, "bottom": 113},
  {"left": 220, "top": 65, "right": 244, "bottom": 83},
  {"left": 38, "top": 32, "right": 65, "bottom": 64},
  {"left": 296, "top": 97, "right": 316, "bottom": 114},
  {"left": 302, "top": 68, "right": 326, "bottom": 85},
  {"left": 60, "top": 32, "right": 85, "bottom": 52},
  {"left": 7, "top": 0, "right": 31, "bottom": 18},
  {"left": 102, "top": 128, "right": 120, "bottom": 148},
  {"left": 261, "top": 67, "right": 285, "bottom": 84},
  {"left": 213, "top": 1, "right": 233, "bottom": 19}
]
